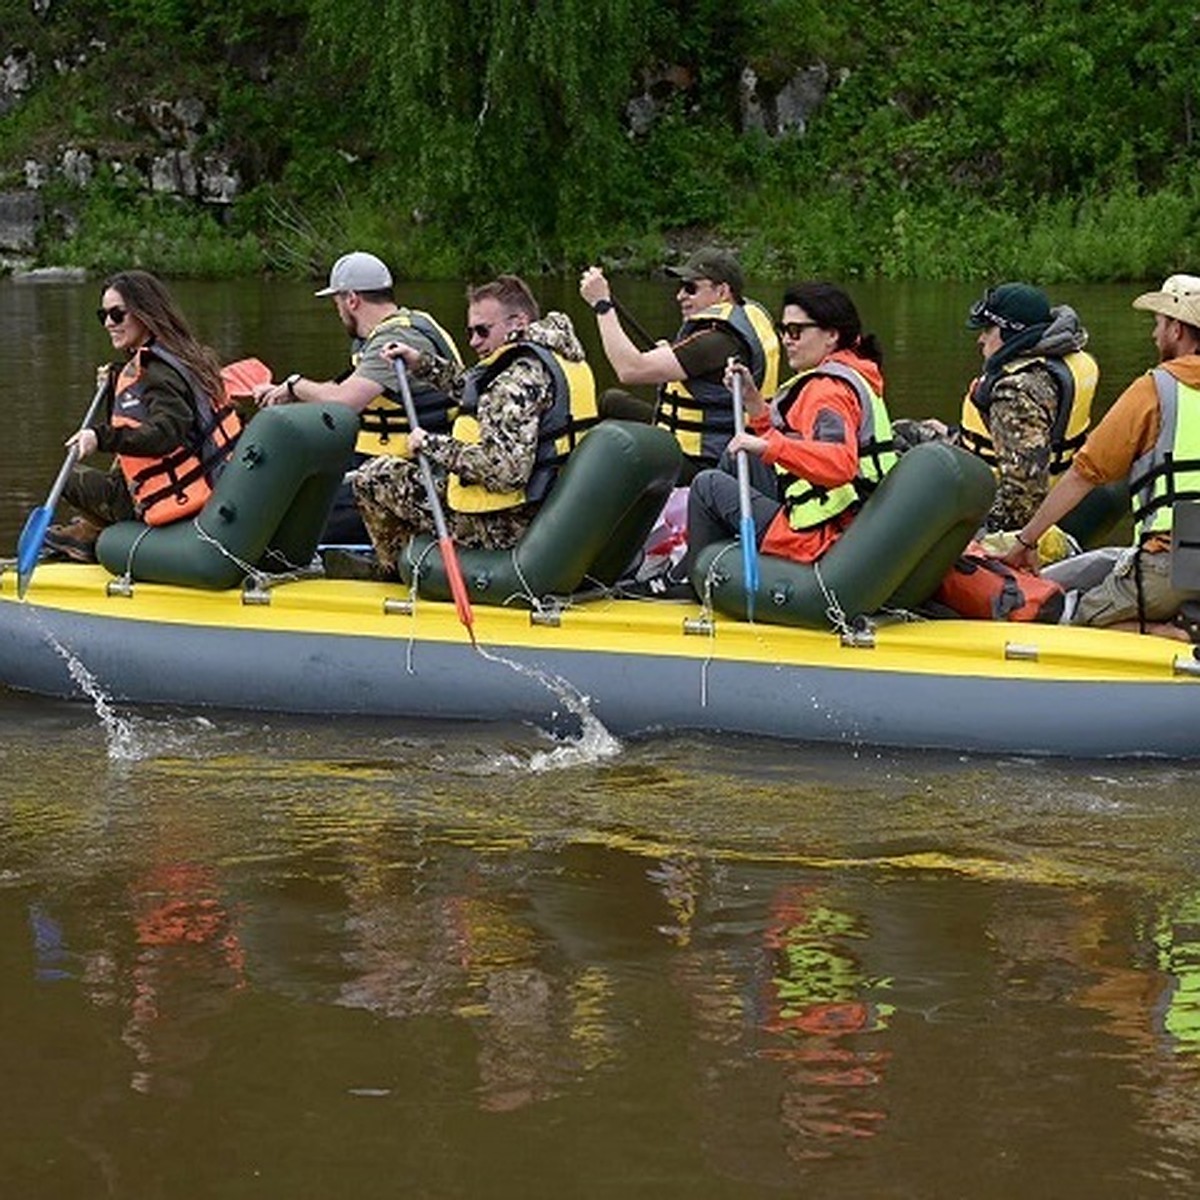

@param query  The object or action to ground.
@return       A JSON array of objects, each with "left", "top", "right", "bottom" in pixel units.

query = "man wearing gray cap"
[
  {"left": 255, "top": 250, "right": 462, "bottom": 544},
  {"left": 579, "top": 247, "right": 779, "bottom": 481},
  {"left": 1005, "top": 274, "right": 1200, "bottom": 640}
]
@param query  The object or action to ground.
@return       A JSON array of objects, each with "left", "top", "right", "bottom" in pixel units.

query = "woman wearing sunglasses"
[
  {"left": 44, "top": 270, "right": 240, "bottom": 561},
  {"left": 685, "top": 281, "right": 895, "bottom": 576}
]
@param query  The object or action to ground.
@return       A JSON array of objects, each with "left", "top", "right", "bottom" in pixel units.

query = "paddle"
[
  {"left": 611, "top": 296, "right": 658, "bottom": 352},
  {"left": 16, "top": 373, "right": 110, "bottom": 599},
  {"left": 392, "top": 357, "right": 477, "bottom": 645},
  {"left": 730, "top": 368, "right": 759, "bottom": 621},
  {"left": 219, "top": 357, "right": 273, "bottom": 403}
]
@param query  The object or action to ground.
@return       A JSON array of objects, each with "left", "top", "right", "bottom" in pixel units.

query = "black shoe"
[
  {"left": 619, "top": 573, "right": 695, "bottom": 601},
  {"left": 321, "top": 547, "right": 396, "bottom": 582},
  {"left": 1173, "top": 600, "right": 1200, "bottom": 644}
]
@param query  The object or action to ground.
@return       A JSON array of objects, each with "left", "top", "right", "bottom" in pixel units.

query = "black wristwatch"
[
  {"left": 285, "top": 372, "right": 301, "bottom": 400},
  {"left": 591, "top": 299, "right": 615, "bottom": 315}
]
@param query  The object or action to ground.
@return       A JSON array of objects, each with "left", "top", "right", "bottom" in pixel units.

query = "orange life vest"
[{"left": 113, "top": 345, "right": 242, "bottom": 525}]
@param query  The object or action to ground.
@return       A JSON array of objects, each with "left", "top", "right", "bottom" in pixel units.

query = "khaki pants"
[{"left": 1048, "top": 547, "right": 1200, "bottom": 626}]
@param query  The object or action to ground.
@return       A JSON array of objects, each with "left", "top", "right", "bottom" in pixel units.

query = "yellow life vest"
[
  {"left": 656, "top": 299, "right": 781, "bottom": 464},
  {"left": 353, "top": 309, "right": 463, "bottom": 457},
  {"left": 959, "top": 350, "right": 1097, "bottom": 476},
  {"left": 447, "top": 341, "right": 597, "bottom": 514}
]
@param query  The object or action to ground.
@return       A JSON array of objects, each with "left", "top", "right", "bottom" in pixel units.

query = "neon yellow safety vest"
[
  {"left": 1129, "top": 368, "right": 1200, "bottom": 542},
  {"left": 770, "top": 361, "right": 896, "bottom": 531}
]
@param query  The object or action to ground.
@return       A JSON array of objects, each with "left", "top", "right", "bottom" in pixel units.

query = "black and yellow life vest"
[
  {"left": 112, "top": 344, "right": 242, "bottom": 526},
  {"left": 1129, "top": 367, "right": 1200, "bottom": 543},
  {"left": 770, "top": 361, "right": 896, "bottom": 531},
  {"left": 656, "top": 299, "right": 781, "bottom": 465},
  {"left": 959, "top": 350, "right": 1097, "bottom": 476},
  {"left": 447, "top": 341, "right": 597, "bottom": 513},
  {"left": 352, "top": 309, "right": 462, "bottom": 457}
]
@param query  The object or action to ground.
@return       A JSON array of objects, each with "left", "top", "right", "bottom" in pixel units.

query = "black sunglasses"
[
  {"left": 96, "top": 305, "right": 129, "bottom": 326},
  {"left": 678, "top": 279, "right": 713, "bottom": 296},
  {"left": 776, "top": 320, "right": 820, "bottom": 340},
  {"left": 466, "top": 322, "right": 494, "bottom": 340}
]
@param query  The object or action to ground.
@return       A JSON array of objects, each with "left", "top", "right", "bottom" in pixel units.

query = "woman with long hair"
[
  {"left": 45, "top": 270, "right": 238, "bottom": 560},
  {"left": 685, "top": 281, "right": 895, "bottom": 577}
]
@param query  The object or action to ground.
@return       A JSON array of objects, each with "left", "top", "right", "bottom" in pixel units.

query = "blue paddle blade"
[
  {"left": 739, "top": 514, "right": 758, "bottom": 620},
  {"left": 16, "top": 505, "right": 51, "bottom": 598}
]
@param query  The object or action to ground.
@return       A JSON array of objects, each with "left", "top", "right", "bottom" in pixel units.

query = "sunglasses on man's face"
[
  {"left": 96, "top": 305, "right": 129, "bottom": 326},
  {"left": 678, "top": 279, "right": 714, "bottom": 296},
  {"left": 466, "top": 322, "right": 494, "bottom": 340}
]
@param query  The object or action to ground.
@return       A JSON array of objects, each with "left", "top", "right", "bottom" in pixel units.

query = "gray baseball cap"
[{"left": 314, "top": 251, "right": 393, "bottom": 296}]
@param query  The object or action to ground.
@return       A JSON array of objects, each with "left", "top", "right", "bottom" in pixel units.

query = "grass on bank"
[{"left": 24, "top": 171, "right": 1200, "bottom": 284}]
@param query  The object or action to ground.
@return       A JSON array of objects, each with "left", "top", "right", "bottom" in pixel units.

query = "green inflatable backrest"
[
  {"left": 693, "top": 440, "right": 996, "bottom": 627},
  {"left": 96, "top": 404, "right": 358, "bottom": 589},
  {"left": 402, "top": 419, "right": 682, "bottom": 604}
]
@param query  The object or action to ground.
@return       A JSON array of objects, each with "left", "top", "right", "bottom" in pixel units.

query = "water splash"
[
  {"left": 42, "top": 626, "right": 144, "bottom": 760},
  {"left": 474, "top": 643, "right": 621, "bottom": 771}
]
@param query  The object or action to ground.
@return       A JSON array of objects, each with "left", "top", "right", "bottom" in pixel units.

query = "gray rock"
[
  {"left": 738, "top": 62, "right": 836, "bottom": 138},
  {"left": 200, "top": 156, "right": 239, "bottom": 204},
  {"left": 0, "top": 191, "right": 44, "bottom": 252},
  {"left": 0, "top": 49, "right": 35, "bottom": 116},
  {"left": 150, "top": 150, "right": 197, "bottom": 196},
  {"left": 24, "top": 159, "right": 48, "bottom": 190},
  {"left": 60, "top": 146, "right": 93, "bottom": 187},
  {"left": 13, "top": 265, "right": 88, "bottom": 283}
]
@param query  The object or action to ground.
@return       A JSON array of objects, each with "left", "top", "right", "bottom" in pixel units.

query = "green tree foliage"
[
  {"left": 306, "top": 0, "right": 653, "bottom": 267},
  {"left": 4, "top": 0, "right": 1200, "bottom": 278}
]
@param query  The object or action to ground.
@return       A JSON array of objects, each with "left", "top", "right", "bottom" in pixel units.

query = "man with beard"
[
  {"left": 1004, "top": 274, "right": 1200, "bottom": 640},
  {"left": 255, "top": 251, "right": 460, "bottom": 543}
]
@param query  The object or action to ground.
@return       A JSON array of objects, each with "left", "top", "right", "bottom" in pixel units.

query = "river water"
[{"left": 2, "top": 275, "right": 1199, "bottom": 1198}]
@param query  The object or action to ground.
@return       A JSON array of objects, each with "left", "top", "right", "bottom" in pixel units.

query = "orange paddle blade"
[
  {"left": 220, "top": 357, "right": 272, "bottom": 400},
  {"left": 439, "top": 535, "right": 476, "bottom": 644}
]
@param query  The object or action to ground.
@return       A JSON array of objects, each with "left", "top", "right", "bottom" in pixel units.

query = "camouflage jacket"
[
  {"left": 982, "top": 364, "right": 1060, "bottom": 532},
  {"left": 408, "top": 311, "right": 586, "bottom": 548}
]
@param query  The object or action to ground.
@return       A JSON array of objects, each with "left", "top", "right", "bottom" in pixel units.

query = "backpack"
[{"left": 932, "top": 541, "right": 1066, "bottom": 623}]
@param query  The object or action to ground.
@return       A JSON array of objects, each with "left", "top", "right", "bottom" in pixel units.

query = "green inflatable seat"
[
  {"left": 96, "top": 403, "right": 358, "bottom": 590},
  {"left": 400, "top": 420, "right": 682, "bottom": 605},
  {"left": 692, "top": 440, "right": 996, "bottom": 627}
]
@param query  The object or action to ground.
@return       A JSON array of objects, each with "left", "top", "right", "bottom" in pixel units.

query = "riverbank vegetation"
[{"left": 3, "top": 0, "right": 1199, "bottom": 281}]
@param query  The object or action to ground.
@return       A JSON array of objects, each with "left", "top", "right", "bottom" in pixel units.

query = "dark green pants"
[{"left": 62, "top": 464, "right": 137, "bottom": 526}]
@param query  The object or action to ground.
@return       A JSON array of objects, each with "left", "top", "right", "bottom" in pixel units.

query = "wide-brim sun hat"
[{"left": 1132, "top": 274, "right": 1200, "bottom": 328}]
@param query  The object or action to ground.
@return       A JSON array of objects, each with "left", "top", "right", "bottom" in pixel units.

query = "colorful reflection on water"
[{"left": 2, "top": 699, "right": 1200, "bottom": 1197}]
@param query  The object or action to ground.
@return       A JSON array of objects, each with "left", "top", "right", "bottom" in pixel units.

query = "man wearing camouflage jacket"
[{"left": 353, "top": 274, "right": 593, "bottom": 574}]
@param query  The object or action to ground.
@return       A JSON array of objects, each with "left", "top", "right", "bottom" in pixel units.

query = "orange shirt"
[{"left": 1073, "top": 353, "right": 1200, "bottom": 485}]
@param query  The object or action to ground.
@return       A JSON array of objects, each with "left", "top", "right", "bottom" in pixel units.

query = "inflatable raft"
[
  {"left": 2, "top": 560, "right": 1198, "bottom": 758},
  {"left": 3, "top": 405, "right": 1196, "bottom": 759}
]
